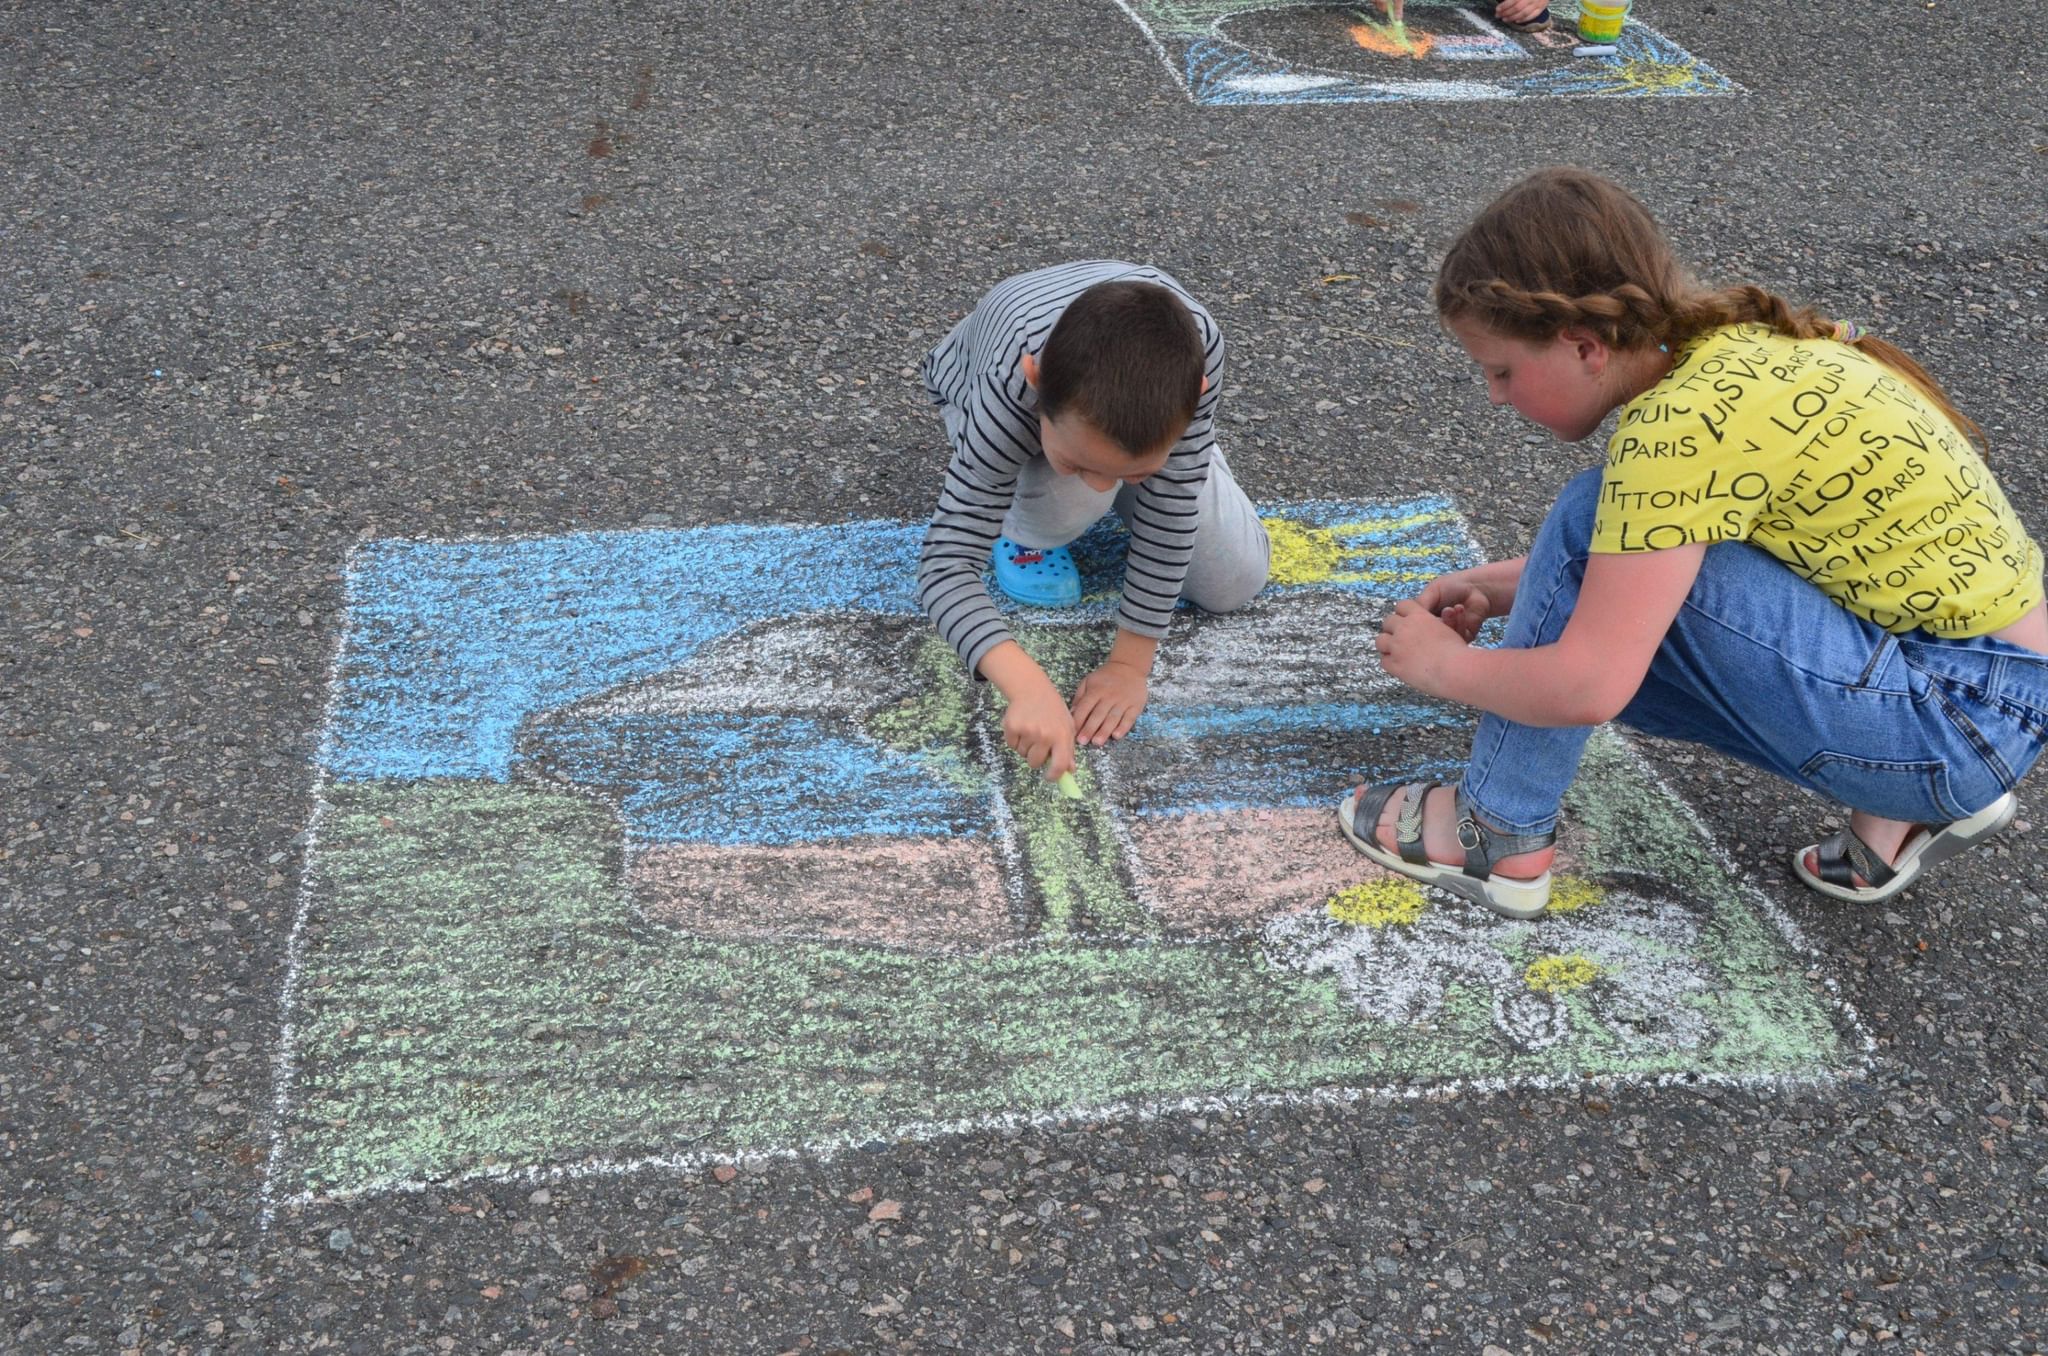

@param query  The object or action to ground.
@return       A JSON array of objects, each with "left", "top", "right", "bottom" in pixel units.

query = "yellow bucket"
[{"left": 1576, "top": 0, "right": 1631, "bottom": 43}]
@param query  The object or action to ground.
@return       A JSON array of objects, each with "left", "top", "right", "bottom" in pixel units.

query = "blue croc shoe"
[{"left": 992, "top": 536, "right": 1082, "bottom": 608}]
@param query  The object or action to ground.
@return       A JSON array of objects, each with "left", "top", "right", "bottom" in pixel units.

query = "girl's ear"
[{"left": 1558, "top": 326, "right": 1611, "bottom": 374}]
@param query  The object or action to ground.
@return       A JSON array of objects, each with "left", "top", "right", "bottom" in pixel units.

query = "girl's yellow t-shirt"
[{"left": 1590, "top": 323, "right": 2041, "bottom": 636}]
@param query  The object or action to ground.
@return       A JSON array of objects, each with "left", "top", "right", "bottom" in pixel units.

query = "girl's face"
[{"left": 1448, "top": 317, "right": 1619, "bottom": 444}]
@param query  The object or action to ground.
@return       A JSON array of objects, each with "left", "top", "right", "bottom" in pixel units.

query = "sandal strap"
[
  {"left": 1452, "top": 788, "right": 1557, "bottom": 882},
  {"left": 1354, "top": 781, "right": 1435, "bottom": 866},
  {"left": 1812, "top": 828, "right": 1897, "bottom": 890},
  {"left": 1393, "top": 781, "right": 1431, "bottom": 865}
]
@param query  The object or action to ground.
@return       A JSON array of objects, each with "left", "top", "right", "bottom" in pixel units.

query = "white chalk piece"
[{"left": 1573, "top": 44, "right": 1619, "bottom": 56}]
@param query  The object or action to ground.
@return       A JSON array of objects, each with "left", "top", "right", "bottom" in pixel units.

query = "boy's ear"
[{"left": 1020, "top": 350, "right": 1040, "bottom": 390}]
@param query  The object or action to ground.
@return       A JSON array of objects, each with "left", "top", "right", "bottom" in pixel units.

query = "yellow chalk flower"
[
  {"left": 1326, "top": 879, "right": 1427, "bottom": 928},
  {"left": 1545, "top": 876, "right": 1605, "bottom": 914},
  {"left": 1525, "top": 954, "right": 1601, "bottom": 994}
]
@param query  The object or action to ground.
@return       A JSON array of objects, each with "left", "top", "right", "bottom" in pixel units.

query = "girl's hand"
[
  {"left": 1376, "top": 598, "right": 1470, "bottom": 698},
  {"left": 1071, "top": 659, "right": 1149, "bottom": 746},
  {"left": 1004, "top": 685, "right": 1078, "bottom": 780},
  {"left": 1415, "top": 573, "right": 1493, "bottom": 644}
]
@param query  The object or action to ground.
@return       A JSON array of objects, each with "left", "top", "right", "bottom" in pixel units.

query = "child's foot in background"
[{"left": 1491, "top": 1, "right": 1551, "bottom": 32}]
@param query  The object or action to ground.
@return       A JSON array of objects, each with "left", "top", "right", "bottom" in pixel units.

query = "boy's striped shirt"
[{"left": 915, "top": 260, "right": 1224, "bottom": 676}]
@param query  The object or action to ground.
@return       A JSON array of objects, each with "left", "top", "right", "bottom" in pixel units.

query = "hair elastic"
[{"left": 1833, "top": 319, "right": 1865, "bottom": 344}]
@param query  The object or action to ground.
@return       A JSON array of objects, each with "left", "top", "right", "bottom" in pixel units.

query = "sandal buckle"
[{"left": 1456, "top": 816, "right": 1484, "bottom": 853}]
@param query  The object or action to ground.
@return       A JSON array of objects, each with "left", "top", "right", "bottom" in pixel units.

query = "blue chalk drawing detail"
[
  {"left": 520, "top": 715, "right": 987, "bottom": 846},
  {"left": 328, "top": 523, "right": 926, "bottom": 782},
  {"left": 1140, "top": 1, "right": 1739, "bottom": 106}
]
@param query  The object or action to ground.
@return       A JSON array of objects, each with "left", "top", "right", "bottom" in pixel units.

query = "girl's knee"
[
  {"left": 1554, "top": 467, "right": 1604, "bottom": 523},
  {"left": 1534, "top": 468, "right": 1603, "bottom": 555}
]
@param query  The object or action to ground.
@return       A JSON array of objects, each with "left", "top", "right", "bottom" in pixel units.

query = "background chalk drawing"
[
  {"left": 1112, "top": 0, "right": 1740, "bottom": 104},
  {"left": 273, "top": 498, "right": 1846, "bottom": 1205}
]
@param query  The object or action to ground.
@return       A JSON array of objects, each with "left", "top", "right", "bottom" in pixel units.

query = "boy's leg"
[
  {"left": 1002, "top": 456, "right": 1117, "bottom": 549},
  {"left": 1112, "top": 446, "right": 1272, "bottom": 613}
]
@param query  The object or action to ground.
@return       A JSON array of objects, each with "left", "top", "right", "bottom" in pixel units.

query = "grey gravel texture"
[{"left": 4, "top": 1, "right": 2047, "bottom": 1352}]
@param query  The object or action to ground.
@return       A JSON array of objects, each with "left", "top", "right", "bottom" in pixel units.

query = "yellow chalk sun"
[{"left": 1257, "top": 509, "right": 1454, "bottom": 588}]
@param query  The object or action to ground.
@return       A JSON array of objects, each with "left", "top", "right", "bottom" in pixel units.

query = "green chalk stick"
[{"left": 1056, "top": 772, "right": 1083, "bottom": 800}]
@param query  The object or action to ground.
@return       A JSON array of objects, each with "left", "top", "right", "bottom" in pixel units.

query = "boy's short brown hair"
[{"left": 1036, "top": 281, "right": 1205, "bottom": 456}]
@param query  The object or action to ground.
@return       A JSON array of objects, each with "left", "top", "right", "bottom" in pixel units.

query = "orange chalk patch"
[
  {"left": 1348, "top": 23, "right": 1434, "bottom": 58},
  {"left": 1133, "top": 808, "right": 1592, "bottom": 936},
  {"left": 635, "top": 838, "right": 1017, "bottom": 953}
]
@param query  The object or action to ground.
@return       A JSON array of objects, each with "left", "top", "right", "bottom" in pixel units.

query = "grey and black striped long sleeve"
[{"left": 914, "top": 260, "right": 1225, "bottom": 676}]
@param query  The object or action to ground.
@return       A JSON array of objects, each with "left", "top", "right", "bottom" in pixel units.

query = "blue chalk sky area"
[{"left": 322, "top": 498, "right": 1471, "bottom": 824}]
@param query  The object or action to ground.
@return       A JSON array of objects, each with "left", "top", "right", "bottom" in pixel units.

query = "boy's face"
[
  {"left": 1020, "top": 348, "right": 1185, "bottom": 492},
  {"left": 1040, "top": 411, "right": 1174, "bottom": 493}
]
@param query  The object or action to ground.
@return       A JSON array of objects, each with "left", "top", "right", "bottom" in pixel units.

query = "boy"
[{"left": 915, "top": 261, "right": 1271, "bottom": 782}]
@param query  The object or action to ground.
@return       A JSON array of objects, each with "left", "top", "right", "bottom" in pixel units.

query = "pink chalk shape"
[
  {"left": 1132, "top": 807, "right": 1591, "bottom": 936},
  {"left": 633, "top": 838, "right": 1019, "bottom": 953},
  {"left": 1132, "top": 809, "right": 1381, "bottom": 935}
]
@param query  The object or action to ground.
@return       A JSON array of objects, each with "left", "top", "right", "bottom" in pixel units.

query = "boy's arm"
[{"left": 914, "top": 367, "right": 1035, "bottom": 679}]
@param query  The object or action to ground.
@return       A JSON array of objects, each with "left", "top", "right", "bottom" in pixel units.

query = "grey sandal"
[
  {"left": 1338, "top": 780, "right": 1556, "bottom": 919},
  {"left": 1791, "top": 792, "right": 2018, "bottom": 904}
]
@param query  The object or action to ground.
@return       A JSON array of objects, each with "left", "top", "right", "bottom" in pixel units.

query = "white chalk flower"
[{"left": 1261, "top": 873, "right": 1714, "bottom": 1054}]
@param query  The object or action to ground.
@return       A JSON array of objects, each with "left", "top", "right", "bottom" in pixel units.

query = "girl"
[{"left": 1344, "top": 167, "right": 2048, "bottom": 917}]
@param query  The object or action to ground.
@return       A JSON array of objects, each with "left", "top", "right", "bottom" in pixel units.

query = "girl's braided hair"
[{"left": 1433, "top": 167, "right": 1983, "bottom": 447}]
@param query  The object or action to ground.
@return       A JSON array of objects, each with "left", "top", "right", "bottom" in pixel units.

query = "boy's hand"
[
  {"left": 1376, "top": 598, "right": 1470, "bottom": 698},
  {"left": 1071, "top": 659, "right": 1149, "bottom": 746},
  {"left": 1004, "top": 684, "right": 1079, "bottom": 780}
]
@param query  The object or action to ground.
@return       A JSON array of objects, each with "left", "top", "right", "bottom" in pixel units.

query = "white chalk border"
[{"left": 259, "top": 510, "right": 1871, "bottom": 1226}]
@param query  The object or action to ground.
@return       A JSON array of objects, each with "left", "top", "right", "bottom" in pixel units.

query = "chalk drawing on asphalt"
[
  {"left": 266, "top": 498, "right": 1852, "bottom": 1209},
  {"left": 1109, "top": 0, "right": 1740, "bottom": 104}
]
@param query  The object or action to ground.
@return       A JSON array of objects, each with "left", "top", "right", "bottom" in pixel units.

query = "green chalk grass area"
[{"left": 282, "top": 732, "right": 1843, "bottom": 1199}]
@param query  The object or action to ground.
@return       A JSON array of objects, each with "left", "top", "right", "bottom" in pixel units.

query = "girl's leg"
[
  {"left": 1115, "top": 446, "right": 1271, "bottom": 614},
  {"left": 1454, "top": 468, "right": 1608, "bottom": 837},
  {"left": 1370, "top": 464, "right": 2035, "bottom": 877},
  {"left": 1613, "top": 545, "right": 2042, "bottom": 877},
  {"left": 1361, "top": 469, "right": 1608, "bottom": 878},
  {"left": 1489, "top": 0, "right": 1552, "bottom": 32}
]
